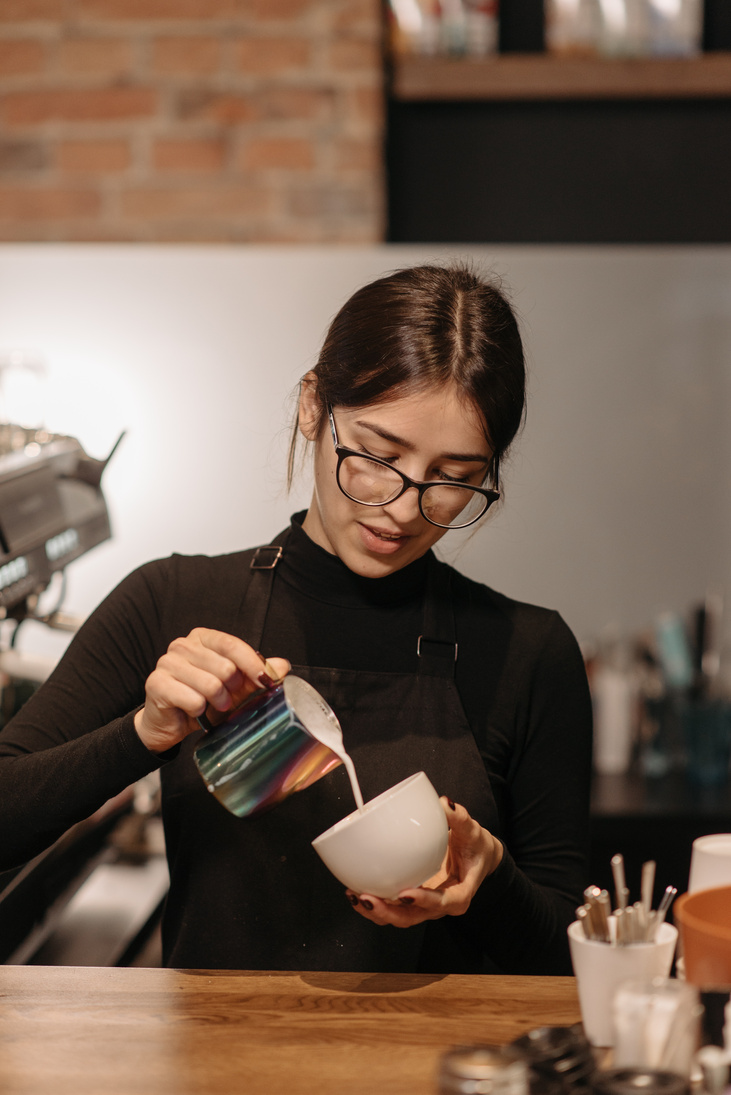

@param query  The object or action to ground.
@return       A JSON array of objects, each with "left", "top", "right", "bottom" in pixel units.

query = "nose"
[{"left": 383, "top": 484, "right": 422, "bottom": 525}]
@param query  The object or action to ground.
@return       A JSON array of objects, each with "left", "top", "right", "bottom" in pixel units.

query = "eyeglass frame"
[{"left": 326, "top": 404, "right": 500, "bottom": 530}]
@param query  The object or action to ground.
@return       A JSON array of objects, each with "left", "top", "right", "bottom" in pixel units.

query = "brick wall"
[{"left": 0, "top": 0, "right": 385, "bottom": 242}]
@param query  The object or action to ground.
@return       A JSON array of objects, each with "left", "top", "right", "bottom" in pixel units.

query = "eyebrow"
[{"left": 353, "top": 418, "right": 490, "bottom": 466}]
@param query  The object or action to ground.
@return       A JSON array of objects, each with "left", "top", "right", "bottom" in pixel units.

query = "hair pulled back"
[{"left": 291, "top": 263, "right": 525, "bottom": 490}]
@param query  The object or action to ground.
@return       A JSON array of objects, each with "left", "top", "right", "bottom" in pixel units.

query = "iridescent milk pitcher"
[{"left": 193, "top": 675, "right": 346, "bottom": 817}]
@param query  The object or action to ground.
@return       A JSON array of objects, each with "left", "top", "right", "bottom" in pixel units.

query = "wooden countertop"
[{"left": 0, "top": 966, "right": 580, "bottom": 1095}]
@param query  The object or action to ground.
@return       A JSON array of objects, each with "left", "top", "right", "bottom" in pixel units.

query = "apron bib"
[{"left": 162, "top": 531, "right": 500, "bottom": 972}]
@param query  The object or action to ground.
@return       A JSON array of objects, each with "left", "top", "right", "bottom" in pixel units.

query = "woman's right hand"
[{"left": 134, "top": 628, "right": 290, "bottom": 754}]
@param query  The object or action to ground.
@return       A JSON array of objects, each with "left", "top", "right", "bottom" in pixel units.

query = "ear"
[{"left": 298, "top": 371, "right": 322, "bottom": 441}]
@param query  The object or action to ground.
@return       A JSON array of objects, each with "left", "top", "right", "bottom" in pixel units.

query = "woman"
[{"left": 0, "top": 263, "right": 592, "bottom": 974}]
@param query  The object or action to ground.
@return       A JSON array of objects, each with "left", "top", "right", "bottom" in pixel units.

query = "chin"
[{"left": 343, "top": 544, "right": 417, "bottom": 580}]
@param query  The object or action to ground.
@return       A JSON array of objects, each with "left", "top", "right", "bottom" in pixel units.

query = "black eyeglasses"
[{"left": 327, "top": 406, "right": 499, "bottom": 530}]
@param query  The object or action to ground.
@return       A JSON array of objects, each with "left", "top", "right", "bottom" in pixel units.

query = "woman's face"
[{"left": 300, "top": 381, "right": 492, "bottom": 579}]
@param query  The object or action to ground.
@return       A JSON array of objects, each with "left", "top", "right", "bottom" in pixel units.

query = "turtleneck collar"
[{"left": 277, "top": 511, "right": 430, "bottom": 609}]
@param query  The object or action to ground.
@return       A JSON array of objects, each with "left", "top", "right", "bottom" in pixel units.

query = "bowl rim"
[{"left": 311, "top": 770, "right": 434, "bottom": 846}]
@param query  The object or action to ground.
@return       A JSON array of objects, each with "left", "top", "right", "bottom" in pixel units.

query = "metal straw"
[{"left": 580, "top": 857, "right": 676, "bottom": 946}]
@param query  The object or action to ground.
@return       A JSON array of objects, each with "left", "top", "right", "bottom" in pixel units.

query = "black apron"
[{"left": 162, "top": 531, "right": 501, "bottom": 973}]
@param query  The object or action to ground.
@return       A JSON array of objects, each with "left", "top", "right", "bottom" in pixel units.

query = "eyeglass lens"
[{"left": 338, "top": 453, "right": 488, "bottom": 529}]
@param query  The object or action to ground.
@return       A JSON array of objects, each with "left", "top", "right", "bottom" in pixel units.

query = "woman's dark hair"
[{"left": 289, "top": 262, "right": 526, "bottom": 489}]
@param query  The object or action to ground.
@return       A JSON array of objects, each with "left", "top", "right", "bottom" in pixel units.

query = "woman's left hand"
[{"left": 345, "top": 797, "right": 504, "bottom": 927}]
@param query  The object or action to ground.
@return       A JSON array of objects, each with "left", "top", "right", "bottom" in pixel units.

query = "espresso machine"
[
  {"left": 0, "top": 422, "right": 122, "bottom": 628},
  {"left": 0, "top": 425, "right": 168, "bottom": 967}
]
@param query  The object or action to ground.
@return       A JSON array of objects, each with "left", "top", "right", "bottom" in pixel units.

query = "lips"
[
  {"left": 366, "top": 526, "right": 406, "bottom": 541},
  {"left": 358, "top": 522, "right": 411, "bottom": 555}
]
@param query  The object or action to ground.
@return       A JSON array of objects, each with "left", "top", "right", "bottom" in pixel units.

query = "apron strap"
[
  {"left": 241, "top": 528, "right": 457, "bottom": 680},
  {"left": 417, "top": 558, "right": 458, "bottom": 679},
  {"left": 238, "top": 527, "right": 290, "bottom": 652}
]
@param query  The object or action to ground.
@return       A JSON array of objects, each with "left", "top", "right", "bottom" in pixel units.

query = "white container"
[
  {"left": 312, "top": 771, "right": 448, "bottom": 900},
  {"left": 593, "top": 664, "right": 634, "bottom": 774},
  {"left": 689, "top": 834, "right": 731, "bottom": 893},
  {"left": 568, "top": 919, "right": 678, "bottom": 1047}
]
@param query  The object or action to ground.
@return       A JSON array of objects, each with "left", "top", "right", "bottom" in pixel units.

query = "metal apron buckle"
[
  {"left": 250, "top": 546, "right": 283, "bottom": 570},
  {"left": 417, "top": 635, "right": 458, "bottom": 661}
]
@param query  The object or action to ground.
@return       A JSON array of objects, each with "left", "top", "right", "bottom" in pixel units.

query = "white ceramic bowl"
[{"left": 311, "top": 771, "right": 449, "bottom": 899}]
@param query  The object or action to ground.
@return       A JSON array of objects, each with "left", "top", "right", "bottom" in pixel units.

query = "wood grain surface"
[
  {"left": 392, "top": 53, "right": 731, "bottom": 101},
  {"left": 0, "top": 966, "right": 581, "bottom": 1095}
]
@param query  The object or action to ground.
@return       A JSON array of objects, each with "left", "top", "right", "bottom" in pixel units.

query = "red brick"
[
  {"left": 240, "top": 0, "right": 315, "bottom": 18},
  {"left": 0, "top": 139, "right": 48, "bottom": 171},
  {"left": 176, "top": 89, "right": 255, "bottom": 124},
  {"left": 348, "top": 84, "right": 385, "bottom": 126},
  {"left": 256, "top": 86, "right": 334, "bottom": 123},
  {"left": 153, "top": 138, "right": 226, "bottom": 172},
  {"left": 57, "top": 139, "right": 131, "bottom": 172},
  {"left": 146, "top": 222, "right": 243, "bottom": 242},
  {"left": 57, "top": 37, "right": 134, "bottom": 77},
  {"left": 0, "top": 186, "right": 102, "bottom": 220},
  {"left": 151, "top": 36, "right": 220, "bottom": 75},
  {"left": 74, "top": 0, "right": 238, "bottom": 17},
  {"left": 240, "top": 136, "right": 314, "bottom": 170},
  {"left": 333, "top": 137, "right": 380, "bottom": 172},
  {"left": 2, "top": 88, "right": 157, "bottom": 125},
  {"left": 288, "top": 183, "right": 374, "bottom": 219},
  {"left": 332, "top": 0, "right": 381, "bottom": 31},
  {"left": 328, "top": 36, "right": 381, "bottom": 72},
  {"left": 54, "top": 224, "right": 142, "bottom": 242},
  {"left": 235, "top": 36, "right": 310, "bottom": 75},
  {"left": 0, "top": 1, "right": 61, "bottom": 19},
  {"left": 121, "top": 184, "right": 271, "bottom": 220},
  {"left": 0, "top": 39, "right": 46, "bottom": 76}
]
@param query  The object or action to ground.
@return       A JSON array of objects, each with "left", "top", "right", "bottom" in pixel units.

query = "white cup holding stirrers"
[
  {"left": 689, "top": 834, "right": 731, "bottom": 893},
  {"left": 567, "top": 918, "right": 678, "bottom": 1047}
]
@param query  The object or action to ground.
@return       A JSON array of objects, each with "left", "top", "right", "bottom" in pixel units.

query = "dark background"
[{"left": 386, "top": 0, "right": 731, "bottom": 243}]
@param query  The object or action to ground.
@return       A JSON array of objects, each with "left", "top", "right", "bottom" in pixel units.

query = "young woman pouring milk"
[{"left": 0, "top": 264, "right": 592, "bottom": 974}]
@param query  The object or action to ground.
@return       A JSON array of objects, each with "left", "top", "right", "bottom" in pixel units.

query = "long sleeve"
[
  {"left": 460, "top": 610, "right": 593, "bottom": 973},
  {"left": 0, "top": 563, "right": 171, "bottom": 868}
]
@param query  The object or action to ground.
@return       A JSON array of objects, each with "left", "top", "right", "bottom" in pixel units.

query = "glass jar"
[{"left": 439, "top": 1045, "right": 530, "bottom": 1095}]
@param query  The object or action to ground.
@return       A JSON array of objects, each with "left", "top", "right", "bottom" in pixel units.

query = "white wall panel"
[{"left": 0, "top": 244, "right": 728, "bottom": 661}]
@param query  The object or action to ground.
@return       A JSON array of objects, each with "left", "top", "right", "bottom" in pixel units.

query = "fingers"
[
  {"left": 160, "top": 630, "right": 289, "bottom": 716},
  {"left": 136, "top": 628, "right": 291, "bottom": 753},
  {"left": 345, "top": 885, "right": 455, "bottom": 926},
  {"left": 440, "top": 796, "right": 504, "bottom": 880},
  {"left": 440, "top": 795, "right": 477, "bottom": 836},
  {"left": 344, "top": 798, "right": 503, "bottom": 927},
  {"left": 157, "top": 639, "right": 244, "bottom": 718},
  {"left": 264, "top": 656, "right": 291, "bottom": 684}
]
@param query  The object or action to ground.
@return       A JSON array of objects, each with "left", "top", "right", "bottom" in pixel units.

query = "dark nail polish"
[
  {"left": 447, "top": 798, "right": 456, "bottom": 811},
  {"left": 258, "top": 672, "right": 275, "bottom": 689},
  {"left": 346, "top": 893, "right": 358, "bottom": 906},
  {"left": 361, "top": 899, "right": 374, "bottom": 911},
  {"left": 399, "top": 896, "right": 414, "bottom": 906}
]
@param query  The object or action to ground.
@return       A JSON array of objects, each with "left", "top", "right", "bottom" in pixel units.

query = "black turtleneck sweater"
[{"left": 0, "top": 513, "right": 592, "bottom": 973}]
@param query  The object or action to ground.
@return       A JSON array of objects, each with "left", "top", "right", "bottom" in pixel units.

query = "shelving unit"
[{"left": 391, "top": 51, "right": 731, "bottom": 100}]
